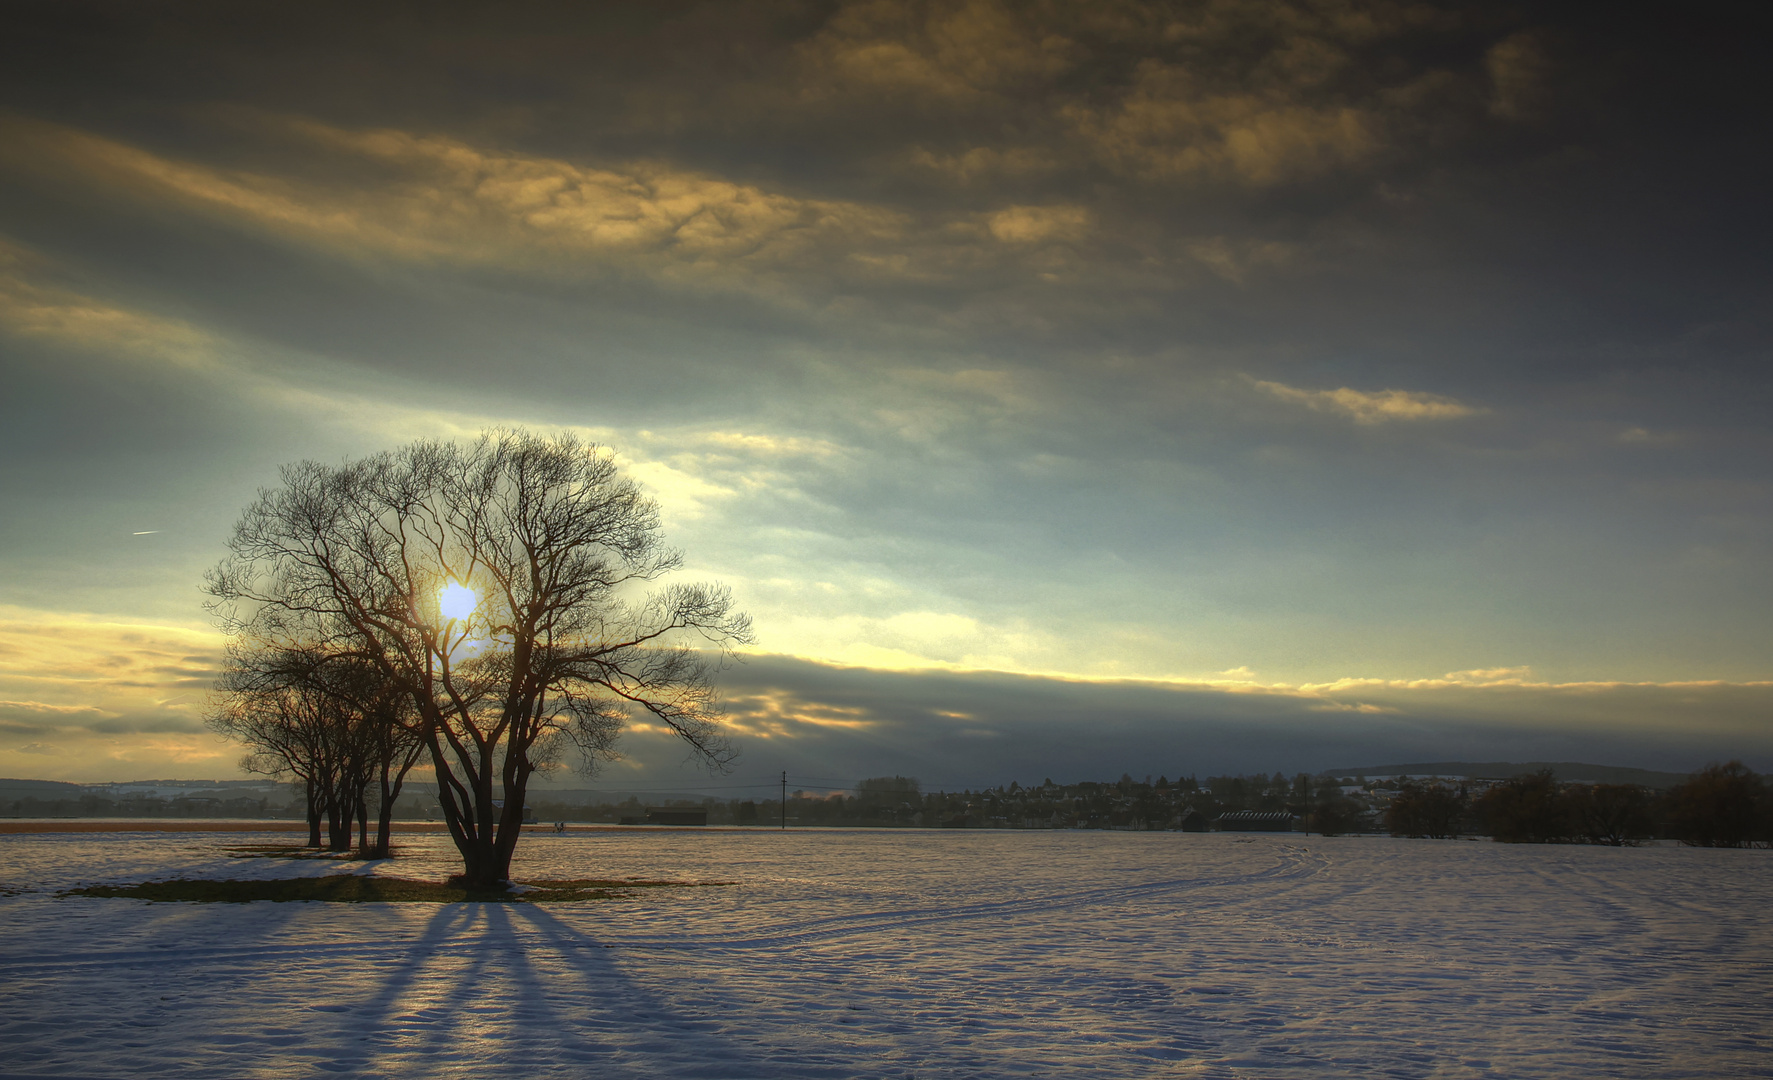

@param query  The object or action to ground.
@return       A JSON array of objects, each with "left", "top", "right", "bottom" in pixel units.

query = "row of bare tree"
[
  {"left": 1385, "top": 762, "right": 1772, "bottom": 846},
  {"left": 210, "top": 647, "right": 425, "bottom": 856}
]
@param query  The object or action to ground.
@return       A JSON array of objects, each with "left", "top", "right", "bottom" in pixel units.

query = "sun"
[{"left": 439, "top": 582, "right": 477, "bottom": 621}]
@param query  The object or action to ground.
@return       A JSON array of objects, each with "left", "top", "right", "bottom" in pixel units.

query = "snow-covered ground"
[{"left": 2, "top": 827, "right": 1769, "bottom": 1078}]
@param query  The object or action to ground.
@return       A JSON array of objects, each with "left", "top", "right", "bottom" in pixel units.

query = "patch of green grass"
[{"left": 59, "top": 875, "right": 731, "bottom": 904}]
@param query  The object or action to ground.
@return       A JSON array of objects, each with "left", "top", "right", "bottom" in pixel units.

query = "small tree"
[{"left": 207, "top": 430, "right": 752, "bottom": 887}]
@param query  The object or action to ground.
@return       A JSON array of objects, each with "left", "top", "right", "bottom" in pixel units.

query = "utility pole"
[{"left": 781, "top": 771, "right": 787, "bottom": 830}]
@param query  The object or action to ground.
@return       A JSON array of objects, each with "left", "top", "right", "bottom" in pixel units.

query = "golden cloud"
[
  {"left": 3, "top": 115, "right": 1133, "bottom": 305},
  {"left": 1066, "top": 61, "right": 1379, "bottom": 185},
  {"left": 0, "top": 607, "right": 220, "bottom": 713},
  {"left": 719, "top": 690, "right": 880, "bottom": 739},
  {"left": 1253, "top": 378, "right": 1483, "bottom": 423},
  {"left": 1307, "top": 701, "right": 1400, "bottom": 714},
  {"left": 1486, "top": 31, "right": 1551, "bottom": 121},
  {"left": 904, "top": 144, "right": 1061, "bottom": 182},
  {"left": 0, "top": 236, "right": 220, "bottom": 369},
  {"left": 986, "top": 204, "right": 1091, "bottom": 244},
  {"left": 1, "top": 115, "right": 912, "bottom": 288},
  {"left": 0, "top": 699, "right": 109, "bottom": 716},
  {"left": 1186, "top": 236, "right": 1299, "bottom": 283},
  {"left": 795, "top": 0, "right": 1075, "bottom": 102},
  {"left": 0, "top": 608, "right": 234, "bottom": 779}
]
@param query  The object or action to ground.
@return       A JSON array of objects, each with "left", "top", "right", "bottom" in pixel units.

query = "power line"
[{"left": 525, "top": 774, "right": 895, "bottom": 797}]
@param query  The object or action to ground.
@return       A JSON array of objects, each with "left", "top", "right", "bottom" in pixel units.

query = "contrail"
[{"left": 132, "top": 530, "right": 161, "bottom": 535}]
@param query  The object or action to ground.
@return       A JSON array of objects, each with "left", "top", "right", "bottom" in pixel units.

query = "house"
[
  {"left": 491, "top": 799, "right": 537, "bottom": 824},
  {"left": 643, "top": 807, "right": 708, "bottom": 826},
  {"left": 1211, "top": 810, "right": 1297, "bottom": 832}
]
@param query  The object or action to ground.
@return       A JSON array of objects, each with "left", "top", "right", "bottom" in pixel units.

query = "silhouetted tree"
[
  {"left": 857, "top": 776, "right": 921, "bottom": 824},
  {"left": 1665, "top": 761, "right": 1769, "bottom": 848},
  {"left": 1474, "top": 770, "right": 1570, "bottom": 843},
  {"left": 211, "top": 644, "right": 354, "bottom": 849},
  {"left": 207, "top": 430, "right": 752, "bottom": 888},
  {"left": 1563, "top": 782, "right": 1657, "bottom": 846}
]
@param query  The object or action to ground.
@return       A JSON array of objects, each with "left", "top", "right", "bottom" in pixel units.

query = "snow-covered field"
[{"left": 2, "top": 827, "right": 1769, "bottom": 1078}]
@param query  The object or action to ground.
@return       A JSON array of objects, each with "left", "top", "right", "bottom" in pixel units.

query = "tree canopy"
[{"left": 206, "top": 429, "right": 751, "bottom": 886}]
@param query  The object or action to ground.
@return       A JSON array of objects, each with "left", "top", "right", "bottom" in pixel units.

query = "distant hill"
[
  {"left": 1322, "top": 761, "right": 1691, "bottom": 788},
  {"left": 0, "top": 778, "right": 89, "bottom": 799},
  {"left": 2, "top": 778, "right": 288, "bottom": 801}
]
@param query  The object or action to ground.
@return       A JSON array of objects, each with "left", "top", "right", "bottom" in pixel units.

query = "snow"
[{"left": 2, "top": 828, "right": 1770, "bottom": 1078}]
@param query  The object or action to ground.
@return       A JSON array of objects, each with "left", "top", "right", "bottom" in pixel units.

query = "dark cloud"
[
  {"left": 604, "top": 655, "right": 1773, "bottom": 789},
  {"left": 0, "top": 701, "right": 202, "bottom": 740}
]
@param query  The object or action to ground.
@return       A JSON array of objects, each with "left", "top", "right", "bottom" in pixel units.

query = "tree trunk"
[
  {"left": 431, "top": 745, "right": 507, "bottom": 889},
  {"left": 427, "top": 721, "right": 540, "bottom": 890},
  {"left": 370, "top": 767, "right": 402, "bottom": 860},
  {"left": 367, "top": 736, "right": 422, "bottom": 860},
  {"left": 491, "top": 773, "right": 529, "bottom": 884},
  {"left": 447, "top": 823, "right": 506, "bottom": 889},
  {"left": 326, "top": 793, "right": 350, "bottom": 851},
  {"left": 373, "top": 799, "right": 395, "bottom": 860},
  {"left": 305, "top": 778, "right": 323, "bottom": 848}
]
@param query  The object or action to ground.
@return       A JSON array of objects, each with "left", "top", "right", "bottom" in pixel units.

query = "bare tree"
[
  {"left": 211, "top": 643, "right": 424, "bottom": 855},
  {"left": 206, "top": 430, "right": 751, "bottom": 887},
  {"left": 347, "top": 663, "right": 427, "bottom": 859}
]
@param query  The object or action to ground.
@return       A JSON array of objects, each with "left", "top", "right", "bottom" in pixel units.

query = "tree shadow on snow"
[
  {"left": 507, "top": 903, "right": 803, "bottom": 1078},
  {"left": 309, "top": 901, "right": 783, "bottom": 1078}
]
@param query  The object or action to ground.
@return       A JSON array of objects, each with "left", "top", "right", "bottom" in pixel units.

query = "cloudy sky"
[{"left": 2, "top": 1, "right": 1769, "bottom": 788}]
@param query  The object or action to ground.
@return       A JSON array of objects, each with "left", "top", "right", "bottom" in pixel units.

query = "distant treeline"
[
  {"left": 8, "top": 762, "right": 1770, "bottom": 848},
  {"left": 1, "top": 794, "right": 278, "bottom": 819},
  {"left": 566, "top": 773, "right": 1335, "bottom": 831},
  {"left": 611, "top": 764, "right": 1771, "bottom": 846},
  {"left": 1385, "top": 762, "right": 1773, "bottom": 847}
]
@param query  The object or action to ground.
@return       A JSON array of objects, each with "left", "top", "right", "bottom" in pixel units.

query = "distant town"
[{"left": 5, "top": 759, "right": 1766, "bottom": 847}]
